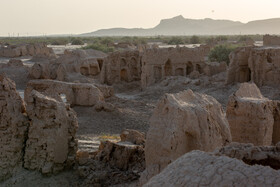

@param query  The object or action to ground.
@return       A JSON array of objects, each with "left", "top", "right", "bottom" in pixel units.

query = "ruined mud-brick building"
[
  {"left": 226, "top": 46, "right": 280, "bottom": 86},
  {"left": 0, "top": 76, "right": 79, "bottom": 179},
  {"left": 100, "top": 45, "right": 210, "bottom": 88},
  {"left": 141, "top": 46, "right": 210, "bottom": 88},
  {"left": 0, "top": 43, "right": 55, "bottom": 58},
  {"left": 100, "top": 50, "right": 141, "bottom": 85},
  {"left": 263, "top": 35, "right": 280, "bottom": 46},
  {"left": 29, "top": 49, "right": 107, "bottom": 82}
]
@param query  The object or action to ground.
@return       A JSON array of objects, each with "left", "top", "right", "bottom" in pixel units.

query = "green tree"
[
  {"left": 167, "top": 37, "right": 184, "bottom": 45},
  {"left": 71, "top": 38, "right": 84, "bottom": 45},
  {"left": 238, "top": 35, "right": 253, "bottom": 42},
  {"left": 82, "top": 43, "right": 115, "bottom": 53},
  {"left": 190, "top": 35, "right": 200, "bottom": 44},
  {"left": 208, "top": 45, "right": 236, "bottom": 64}
]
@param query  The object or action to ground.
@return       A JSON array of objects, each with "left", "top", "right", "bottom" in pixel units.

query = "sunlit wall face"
[{"left": 1, "top": 0, "right": 280, "bottom": 36}]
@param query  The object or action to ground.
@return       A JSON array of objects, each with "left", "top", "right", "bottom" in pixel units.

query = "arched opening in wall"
[
  {"left": 186, "top": 62, "right": 193, "bottom": 75},
  {"left": 164, "top": 59, "right": 172, "bottom": 76},
  {"left": 130, "top": 57, "right": 138, "bottom": 80},
  {"left": 185, "top": 131, "right": 197, "bottom": 153},
  {"left": 97, "top": 59, "right": 103, "bottom": 70},
  {"left": 80, "top": 67, "right": 89, "bottom": 76},
  {"left": 239, "top": 65, "right": 251, "bottom": 82},
  {"left": 248, "top": 68, "right": 251, "bottom": 81},
  {"left": 272, "top": 107, "right": 280, "bottom": 145},
  {"left": 120, "top": 69, "right": 128, "bottom": 82},
  {"left": 140, "top": 58, "right": 143, "bottom": 68},
  {"left": 139, "top": 58, "right": 143, "bottom": 75},
  {"left": 154, "top": 66, "right": 162, "bottom": 82},
  {"left": 175, "top": 68, "right": 184, "bottom": 76},
  {"left": 196, "top": 64, "right": 203, "bottom": 74},
  {"left": 121, "top": 58, "right": 127, "bottom": 67}
]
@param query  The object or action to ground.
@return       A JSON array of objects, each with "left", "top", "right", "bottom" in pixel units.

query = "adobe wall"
[
  {"left": 226, "top": 46, "right": 253, "bottom": 84},
  {"left": 29, "top": 49, "right": 106, "bottom": 82},
  {"left": 226, "top": 46, "right": 280, "bottom": 86},
  {"left": 263, "top": 35, "right": 280, "bottom": 46},
  {"left": 25, "top": 80, "right": 104, "bottom": 106},
  {"left": 141, "top": 45, "right": 210, "bottom": 88},
  {"left": 100, "top": 50, "right": 141, "bottom": 85},
  {"left": 0, "top": 43, "right": 55, "bottom": 58}
]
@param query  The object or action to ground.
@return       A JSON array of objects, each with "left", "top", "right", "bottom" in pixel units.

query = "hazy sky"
[{"left": 1, "top": 0, "right": 280, "bottom": 36}]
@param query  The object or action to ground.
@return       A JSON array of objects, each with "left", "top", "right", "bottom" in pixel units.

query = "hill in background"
[{"left": 81, "top": 15, "right": 280, "bottom": 36}]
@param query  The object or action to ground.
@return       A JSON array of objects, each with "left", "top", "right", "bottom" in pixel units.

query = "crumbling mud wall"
[
  {"left": 141, "top": 45, "right": 210, "bottom": 88},
  {"left": 226, "top": 46, "right": 280, "bottom": 86},
  {"left": 263, "top": 35, "right": 280, "bottom": 46},
  {"left": 214, "top": 142, "right": 280, "bottom": 170},
  {"left": 25, "top": 80, "right": 104, "bottom": 106},
  {"left": 100, "top": 50, "right": 141, "bottom": 85},
  {"left": 226, "top": 46, "right": 253, "bottom": 84},
  {"left": 226, "top": 83, "right": 277, "bottom": 146},
  {"left": 144, "top": 151, "right": 280, "bottom": 187},
  {"left": 141, "top": 90, "right": 231, "bottom": 184},
  {"left": 0, "top": 75, "right": 79, "bottom": 180},
  {"left": 24, "top": 91, "right": 78, "bottom": 174},
  {"left": 0, "top": 43, "right": 55, "bottom": 58},
  {"left": 249, "top": 47, "right": 280, "bottom": 86},
  {"left": 29, "top": 49, "right": 107, "bottom": 82},
  {"left": 204, "top": 61, "right": 227, "bottom": 76},
  {"left": 272, "top": 101, "right": 280, "bottom": 145},
  {"left": 0, "top": 76, "right": 29, "bottom": 181},
  {"left": 95, "top": 141, "right": 145, "bottom": 172}
]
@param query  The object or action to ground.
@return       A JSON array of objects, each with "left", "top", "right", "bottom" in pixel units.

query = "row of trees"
[{"left": 0, "top": 35, "right": 254, "bottom": 57}]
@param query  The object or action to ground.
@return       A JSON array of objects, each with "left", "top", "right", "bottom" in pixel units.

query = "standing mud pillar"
[
  {"left": 24, "top": 91, "right": 78, "bottom": 174},
  {"left": 226, "top": 83, "right": 274, "bottom": 146},
  {"left": 0, "top": 75, "right": 29, "bottom": 181}
]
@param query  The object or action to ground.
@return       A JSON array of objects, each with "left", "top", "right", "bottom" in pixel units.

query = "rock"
[
  {"left": 141, "top": 90, "right": 231, "bottom": 184},
  {"left": 23, "top": 91, "right": 78, "bottom": 174},
  {"left": 77, "top": 159, "right": 140, "bottom": 186},
  {"left": 226, "top": 83, "right": 274, "bottom": 146},
  {"left": 7, "top": 59, "right": 23, "bottom": 67},
  {"left": 94, "top": 101, "right": 115, "bottom": 112},
  {"left": 76, "top": 151, "right": 90, "bottom": 165},
  {"left": 144, "top": 151, "right": 280, "bottom": 187},
  {"left": 189, "top": 70, "right": 200, "bottom": 79},
  {"left": 29, "top": 63, "right": 44, "bottom": 79},
  {"left": 94, "top": 84, "right": 114, "bottom": 98},
  {"left": 0, "top": 75, "right": 29, "bottom": 181},
  {"left": 214, "top": 142, "right": 280, "bottom": 170},
  {"left": 193, "top": 79, "right": 200, "bottom": 85},
  {"left": 120, "top": 129, "right": 145, "bottom": 146},
  {"left": 95, "top": 140, "right": 145, "bottom": 172}
]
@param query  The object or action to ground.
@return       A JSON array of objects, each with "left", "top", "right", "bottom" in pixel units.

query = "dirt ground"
[
  {"left": 74, "top": 73, "right": 280, "bottom": 152},
  {"left": 1, "top": 49, "right": 280, "bottom": 186}
]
